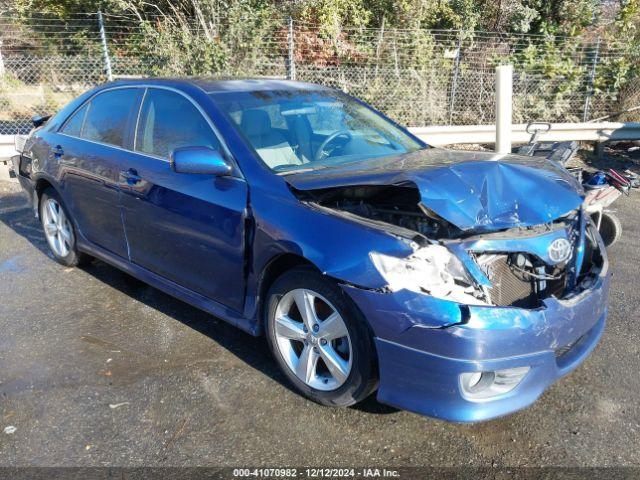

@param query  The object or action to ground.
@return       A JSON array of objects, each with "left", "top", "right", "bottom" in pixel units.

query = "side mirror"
[
  {"left": 170, "top": 146, "right": 233, "bottom": 176},
  {"left": 32, "top": 114, "right": 51, "bottom": 128}
]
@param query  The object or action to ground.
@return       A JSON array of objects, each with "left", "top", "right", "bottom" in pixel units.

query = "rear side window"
[
  {"left": 62, "top": 103, "right": 88, "bottom": 137},
  {"left": 136, "top": 89, "right": 220, "bottom": 159},
  {"left": 82, "top": 88, "right": 138, "bottom": 147}
]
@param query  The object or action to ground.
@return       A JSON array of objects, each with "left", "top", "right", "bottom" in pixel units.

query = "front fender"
[
  {"left": 252, "top": 189, "right": 413, "bottom": 287},
  {"left": 243, "top": 183, "right": 415, "bottom": 323}
]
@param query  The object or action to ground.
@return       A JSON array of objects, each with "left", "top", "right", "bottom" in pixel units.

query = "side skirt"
[{"left": 76, "top": 237, "right": 260, "bottom": 336}]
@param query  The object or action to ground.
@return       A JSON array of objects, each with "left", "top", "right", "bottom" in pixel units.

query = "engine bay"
[{"left": 298, "top": 184, "right": 464, "bottom": 240}]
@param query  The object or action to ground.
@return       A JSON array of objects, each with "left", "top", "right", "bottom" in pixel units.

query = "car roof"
[{"left": 102, "top": 77, "right": 333, "bottom": 94}]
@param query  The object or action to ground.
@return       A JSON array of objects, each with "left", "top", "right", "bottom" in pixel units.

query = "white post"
[
  {"left": 0, "top": 38, "right": 5, "bottom": 77},
  {"left": 286, "top": 16, "right": 296, "bottom": 81},
  {"left": 495, "top": 64, "right": 513, "bottom": 154},
  {"left": 97, "top": 11, "right": 113, "bottom": 82}
]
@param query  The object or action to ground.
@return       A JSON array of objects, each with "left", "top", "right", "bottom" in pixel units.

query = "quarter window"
[
  {"left": 82, "top": 88, "right": 138, "bottom": 147},
  {"left": 135, "top": 89, "right": 220, "bottom": 159},
  {"left": 61, "top": 103, "right": 88, "bottom": 137}
]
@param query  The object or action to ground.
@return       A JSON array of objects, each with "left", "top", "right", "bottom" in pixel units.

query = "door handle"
[
  {"left": 120, "top": 168, "right": 142, "bottom": 185},
  {"left": 52, "top": 145, "right": 64, "bottom": 158}
]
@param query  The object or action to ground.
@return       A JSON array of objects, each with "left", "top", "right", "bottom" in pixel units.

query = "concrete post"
[
  {"left": 583, "top": 36, "right": 601, "bottom": 122},
  {"left": 495, "top": 64, "right": 513, "bottom": 154},
  {"left": 97, "top": 11, "right": 113, "bottom": 82},
  {"left": 286, "top": 16, "right": 296, "bottom": 81},
  {"left": 448, "top": 30, "right": 463, "bottom": 125},
  {"left": 0, "top": 38, "right": 5, "bottom": 77}
]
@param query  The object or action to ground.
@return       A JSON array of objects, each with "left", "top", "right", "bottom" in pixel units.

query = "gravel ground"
[{"left": 1, "top": 151, "right": 639, "bottom": 468}]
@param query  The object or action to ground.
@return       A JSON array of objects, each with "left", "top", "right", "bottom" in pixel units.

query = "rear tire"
[
  {"left": 39, "top": 188, "right": 91, "bottom": 267},
  {"left": 265, "top": 266, "right": 378, "bottom": 407}
]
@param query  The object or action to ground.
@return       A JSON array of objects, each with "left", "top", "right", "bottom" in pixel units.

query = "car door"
[
  {"left": 120, "top": 87, "right": 248, "bottom": 313},
  {"left": 57, "top": 87, "right": 141, "bottom": 258}
]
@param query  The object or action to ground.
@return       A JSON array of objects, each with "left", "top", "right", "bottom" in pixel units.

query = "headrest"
[{"left": 240, "top": 109, "right": 271, "bottom": 137}]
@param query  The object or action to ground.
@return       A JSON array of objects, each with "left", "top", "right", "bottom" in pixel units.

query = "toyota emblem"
[{"left": 548, "top": 238, "right": 572, "bottom": 263}]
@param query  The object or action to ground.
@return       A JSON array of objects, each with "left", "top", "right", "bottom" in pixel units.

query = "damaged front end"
[
  {"left": 284, "top": 151, "right": 610, "bottom": 421},
  {"left": 448, "top": 209, "right": 607, "bottom": 310},
  {"left": 296, "top": 181, "right": 609, "bottom": 421},
  {"left": 293, "top": 181, "right": 604, "bottom": 311}
]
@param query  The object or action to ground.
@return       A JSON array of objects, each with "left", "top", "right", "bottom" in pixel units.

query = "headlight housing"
[{"left": 370, "top": 244, "right": 488, "bottom": 305}]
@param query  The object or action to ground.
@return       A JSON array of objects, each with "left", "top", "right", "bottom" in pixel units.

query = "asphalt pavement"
[{"left": 1, "top": 168, "right": 639, "bottom": 468}]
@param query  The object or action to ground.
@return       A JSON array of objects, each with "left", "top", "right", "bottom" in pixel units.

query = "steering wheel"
[{"left": 315, "top": 130, "right": 353, "bottom": 161}]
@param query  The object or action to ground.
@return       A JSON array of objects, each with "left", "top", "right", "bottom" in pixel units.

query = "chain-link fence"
[
  {"left": 614, "top": 78, "right": 640, "bottom": 122},
  {"left": 0, "top": 12, "right": 635, "bottom": 135}
]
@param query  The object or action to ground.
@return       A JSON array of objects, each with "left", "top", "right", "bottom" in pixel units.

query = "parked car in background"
[{"left": 12, "top": 78, "right": 610, "bottom": 421}]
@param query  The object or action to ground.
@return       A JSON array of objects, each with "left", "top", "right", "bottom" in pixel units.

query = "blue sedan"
[{"left": 13, "top": 78, "right": 610, "bottom": 422}]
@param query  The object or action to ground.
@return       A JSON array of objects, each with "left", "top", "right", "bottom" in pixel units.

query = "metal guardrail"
[
  {"left": 0, "top": 135, "right": 18, "bottom": 182},
  {"left": 0, "top": 135, "right": 19, "bottom": 161},
  {"left": 1, "top": 122, "right": 640, "bottom": 161},
  {"left": 408, "top": 122, "right": 640, "bottom": 146}
]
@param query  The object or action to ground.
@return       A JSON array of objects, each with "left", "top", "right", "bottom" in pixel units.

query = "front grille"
[{"left": 476, "top": 253, "right": 568, "bottom": 308}]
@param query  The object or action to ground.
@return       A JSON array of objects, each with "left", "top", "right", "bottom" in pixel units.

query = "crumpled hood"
[{"left": 284, "top": 148, "right": 584, "bottom": 231}]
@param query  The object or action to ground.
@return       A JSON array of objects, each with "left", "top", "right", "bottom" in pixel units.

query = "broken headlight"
[{"left": 370, "top": 245, "right": 488, "bottom": 305}]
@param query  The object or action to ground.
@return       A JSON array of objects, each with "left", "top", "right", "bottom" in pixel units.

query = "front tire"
[
  {"left": 39, "top": 188, "right": 90, "bottom": 267},
  {"left": 265, "top": 266, "right": 377, "bottom": 407}
]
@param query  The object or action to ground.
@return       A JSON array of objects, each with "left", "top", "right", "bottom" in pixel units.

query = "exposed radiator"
[{"left": 477, "top": 254, "right": 538, "bottom": 308}]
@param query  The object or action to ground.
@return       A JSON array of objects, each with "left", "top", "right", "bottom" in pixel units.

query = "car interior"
[
  {"left": 216, "top": 91, "right": 422, "bottom": 172},
  {"left": 239, "top": 109, "right": 304, "bottom": 169}
]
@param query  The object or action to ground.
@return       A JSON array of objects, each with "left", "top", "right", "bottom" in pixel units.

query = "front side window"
[
  {"left": 211, "top": 89, "right": 424, "bottom": 172},
  {"left": 136, "top": 89, "right": 220, "bottom": 159},
  {"left": 82, "top": 88, "right": 138, "bottom": 147}
]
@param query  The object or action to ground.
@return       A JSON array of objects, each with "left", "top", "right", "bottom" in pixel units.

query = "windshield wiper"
[{"left": 278, "top": 165, "right": 333, "bottom": 176}]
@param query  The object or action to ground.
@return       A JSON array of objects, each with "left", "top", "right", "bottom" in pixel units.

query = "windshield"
[{"left": 210, "top": 89, "right": 425, "bottom": 173}]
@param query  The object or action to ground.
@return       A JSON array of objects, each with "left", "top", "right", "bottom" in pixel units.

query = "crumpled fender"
[{"left": 248, "top": 184, "right": 415, "bottom": 290}]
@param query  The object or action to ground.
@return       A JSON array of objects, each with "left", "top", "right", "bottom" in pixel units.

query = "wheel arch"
[
  {"left": 259, "top": 252, "right": 380, "bottom": 403},
  {"left": 256, "top": 253, "right": 319, "bottom": 331},
  {"left": 33, "top": 176, "right": 57, "bottom": 217},
  {"left": 254, "top": 253, "right": 377, "bottom": 343}
]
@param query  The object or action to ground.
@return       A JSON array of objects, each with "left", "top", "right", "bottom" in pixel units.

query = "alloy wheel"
[
  {"left": 42, "top": 198, "right": 74, "bottom": 258},
  {"left": 273, "top": 288, "right": 353, "bottom": 391}
]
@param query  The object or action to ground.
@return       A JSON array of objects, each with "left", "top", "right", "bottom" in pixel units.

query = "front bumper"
[{"left": 343, "top": 268, "right": 610, "bottom": 422}]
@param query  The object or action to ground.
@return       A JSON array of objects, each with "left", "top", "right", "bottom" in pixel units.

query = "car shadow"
[{"left": 0, "top": 191, "right": 398, "bottom": 416}]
